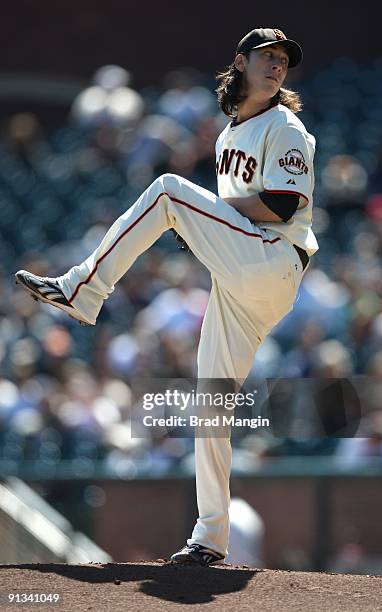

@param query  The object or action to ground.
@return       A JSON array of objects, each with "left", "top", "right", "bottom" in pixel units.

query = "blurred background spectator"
[
  {"left": 1, "top": 52, "right": 382, "bottom": 476},
  {"left": 226, "top": 497, "right": 265, "bottom": 567}
]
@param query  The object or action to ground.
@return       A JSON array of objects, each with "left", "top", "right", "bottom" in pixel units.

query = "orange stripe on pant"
[{"left": 68, "top": 191, "right": 280, "bottom": 303}]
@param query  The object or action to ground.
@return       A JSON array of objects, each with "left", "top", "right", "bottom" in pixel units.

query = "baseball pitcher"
[{"left": 15, "top": 27, "right": 318, "bottom": 566}]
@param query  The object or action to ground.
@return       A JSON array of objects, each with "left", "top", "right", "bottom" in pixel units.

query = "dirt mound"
[{"left": 0, "top": 561, "right": 381, "bottom": 611}]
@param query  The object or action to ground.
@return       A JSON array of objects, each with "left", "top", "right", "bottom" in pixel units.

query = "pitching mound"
[{"left": 0, "top": 561, "right": 381, "bottom": 611}]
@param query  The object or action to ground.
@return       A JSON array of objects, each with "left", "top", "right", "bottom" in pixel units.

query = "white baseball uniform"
[{"left": 57, "top": 102, "right": 318, "bottom": 557}]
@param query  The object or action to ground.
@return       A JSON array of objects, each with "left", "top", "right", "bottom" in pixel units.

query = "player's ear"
[{"left": 234, "top": 53, "right": 247, "bottom": 73}]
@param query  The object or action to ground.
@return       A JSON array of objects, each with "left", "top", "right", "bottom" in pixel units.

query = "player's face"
[{"left": 236, "top": 44, "right": 289, "bottom": 101}]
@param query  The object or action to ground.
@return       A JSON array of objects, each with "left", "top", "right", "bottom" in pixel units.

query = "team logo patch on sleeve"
[{"left": 279, "top": 149, "right": 309, "bottom": 175}]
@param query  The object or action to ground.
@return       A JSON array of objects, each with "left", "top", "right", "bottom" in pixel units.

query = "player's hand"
[{"left": 222, "top": 197, "right": 237, "bottom": 207}]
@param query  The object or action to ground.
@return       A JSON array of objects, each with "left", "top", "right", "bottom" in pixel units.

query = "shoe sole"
[
  {"left": 15, "top": 274, "right": 91, "bottom": 326},
  {"left": 170, "top": 553, "right": 223, "bottom": 566}
]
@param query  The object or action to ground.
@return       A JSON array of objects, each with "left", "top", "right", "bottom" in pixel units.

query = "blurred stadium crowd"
[{"left": 1, "top": 58, "right": 382, "bottom": 473}]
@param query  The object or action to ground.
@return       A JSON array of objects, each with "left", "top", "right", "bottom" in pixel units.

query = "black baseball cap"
[{"left": 236, "top": 28, "right": 303, "bottom": 68}]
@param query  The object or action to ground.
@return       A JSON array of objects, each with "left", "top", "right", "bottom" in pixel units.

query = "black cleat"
[
  {"left": 170, "top": 544, "right": 224, "bottom": 566},
  {"left": 15, "top": 270, "right": 91, "bottom": 326}
]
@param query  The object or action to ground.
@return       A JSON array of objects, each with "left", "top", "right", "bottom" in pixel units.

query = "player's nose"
[{"left": 271, "top": 60, "right": 283, "bottom": 72}]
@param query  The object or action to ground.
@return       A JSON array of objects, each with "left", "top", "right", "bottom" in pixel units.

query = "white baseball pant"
[{"left": 58, "top": 173, "right": 305, "bottom": 556}]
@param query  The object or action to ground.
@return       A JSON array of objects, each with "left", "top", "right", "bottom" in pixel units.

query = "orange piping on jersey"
[
  {"left": 264, "top": 189, "right": 309, "bottom": 203},
  {"left": 68, "top": 192, "right": 281, "bottom": 303}
]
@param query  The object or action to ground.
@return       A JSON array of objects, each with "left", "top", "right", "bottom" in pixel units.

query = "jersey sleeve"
[
  {"left": 215, "top": 129, "right": 225, "bottom": 161},
  {"left": 262, "top": 125, "right": 315, "bottom": 203}
]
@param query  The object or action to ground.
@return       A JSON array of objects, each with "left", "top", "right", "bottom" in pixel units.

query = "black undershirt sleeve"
[{"left": 258, "top": 191, "right": 300, "bottom": 222}]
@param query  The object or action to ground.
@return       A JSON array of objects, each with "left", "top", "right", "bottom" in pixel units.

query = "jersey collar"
[{"left": 230, "top": 102, "right": 278, "bottom": 128}]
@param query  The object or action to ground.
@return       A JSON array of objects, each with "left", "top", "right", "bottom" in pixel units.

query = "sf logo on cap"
[{"left": 273, "top": 29, "right": 287, "bottom": 40}]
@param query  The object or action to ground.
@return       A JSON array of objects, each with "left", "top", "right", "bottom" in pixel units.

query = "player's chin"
[{"left": 264, "top": 78, "right": 280, "bottom": 95}]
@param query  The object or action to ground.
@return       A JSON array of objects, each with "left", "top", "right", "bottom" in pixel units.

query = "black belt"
[{"left": 293, "top": 244, "right": 309, "bottom": 271}]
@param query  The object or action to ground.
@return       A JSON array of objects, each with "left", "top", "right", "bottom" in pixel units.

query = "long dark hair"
[{"left": 216, "top": 56, "right": 302, "bottom": 118}]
